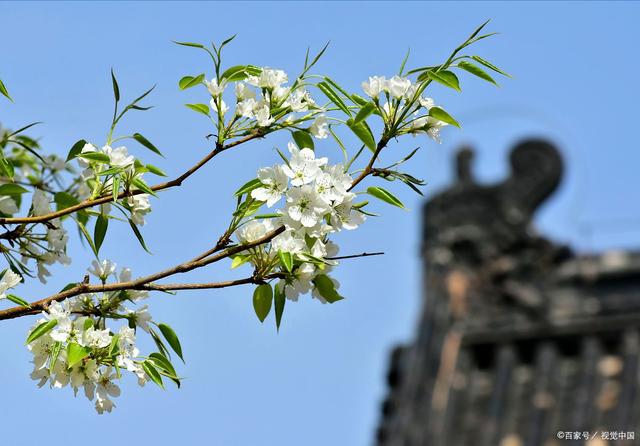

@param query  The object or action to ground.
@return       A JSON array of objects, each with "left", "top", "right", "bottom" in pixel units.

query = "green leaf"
[
  {"left": 173, "top": 41, "right": 205, "bottom": 49},
  {"left": 291, "top": 130, "right": 314, "bottom": 150},
  {"left": 274, "top": 284, "right": 286, "bottom": 332},
  {"left": 178, "top": 73, "right": 205, "bottom": 90},
  {"left": 142, "top": 360, "right": 165, "bottom": 389},
  {"left": 110, "top": 68, "right": 120, "bottom": 102},
  {"left": 350, "top": 94, "right": 369, "bottom": 107},
  {"left": 26, "top": 319, "right": 57, "bottom": 345},
  {"left": 185, "top": 103, "right": 210, "bottom": 116},
  {"left": 108, "top": 334, "right": 120, "bottom": 356},
  {"left": 158, "top": 323, "right": 184, "bottom": 362},
  {"left": 66, "top": 139, "right": 87, "bottom": 161},
  {"left": 234, "top": 178, "right": 262, "bottom": 197},
  {"left": 112, "top": 175, "right": 121, "bottom": 202},
  {"left": 471, "top": 56, "right": 511, "bottom": 77},
  {"left": 457, "top": 61, "right": 497, "bottom": 86},
  {"left": 278, "top": 251, "right": 293, "bottom": 273},
  {"left": 221, "top": 65, "right": 249, "bottom": 82},
  {"left": 49, "top": 341, "right": 62, "bottom": 372},
  {"left": 353, "top": 102, "right": 377, "bottom": 124},
  {"left": 149, "top": 352, "right": 181, "bottom": 388},
  {"left": 231, "top": 254, "right": 251, "bottom": 269},
  {"left": 312, "top": 274, "right": 344, "bottom": 304},
  {"left": 429, "top": 106, "right": 460, "bottom": 128},
  {"left": 67, "top": 342, "right": 91, "bottom": 368},
  {"left": 0, "top": 184, "right": 28, "bottom": 195},
  {"left": 149, "top": 328, "right": 170, "bottom": 358},
  {"left": 55, "top": 192, "right": 79, "bottom": 210},
  {"left": 426, "top": 70, "right": 461, "bottom": 92},
  {"left": 0, "top": 157, "right": 14, "bottom": 179},
  {"left": 253, "top": 283, "right": 273, "bottom": 323},
  {"left": 367, "top": 186, "right": 405, "bottom": 209},
  {"left": 94, "top": 213, "right": 109, "bottom": 254},
  {"left": 0, "top": 78, "right": 12, "bottom": 102},
  {"left": 317, "top": 81, "right": 351, "bottom": 116},
  {"left": 346, "top": 119, "right": 376, "bottom": 152},
  {"left": 6, "top": 294, "right": 30, "bottom": 307},
  {"left": 144, "top": 164, "right": 166, "bottom": 177},
  {"left": 78, "top": 152, "right": 111, "bottom": 164},
  {"left": 128, "top": 218, "right": 151, "bottom": 254},
  {"left": 76, "top": 218, "right": 99, "bottom": 257},
  {"left": 132, "top": 133, "right": 163, "bottom": 157},
  {"left": 131, "top": 177, "right": 156, "bottom": 197}
]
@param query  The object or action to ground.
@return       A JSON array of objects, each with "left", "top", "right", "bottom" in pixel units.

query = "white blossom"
[
  {"left": 251, "top": 165, "right": 288, "bottom": 207},
  {"left": 204, "top": 78, "right": 226, "bottom": 97},
  {"left": 88, "top": 259, "right": 117, "bottom": 281},
  {"left": 285, "top": 185, "right": 329, "bottom": 228},
  {"left": 309, "top": 115, "right": 329, "bottom": 139},
  {"left": 127, "top": 194, "right": 151, "bottom": 226},
  {"left": 282, "top": 142, "right": 327, "bottom": 186},
  {"left": 0, "top": 196, "right": 17, "bottom": 215},
  {"left": 362, "top": 76, "right": 386, "bottom": 98},
  {"left": 236, "top": 219, "right": 274, "bottom": 244},
  {"left": 0, "top": 269, "right": 21, "bottom": 300},
  {"left": 386, "top": 76, "right": 412, "bottom": 98}
]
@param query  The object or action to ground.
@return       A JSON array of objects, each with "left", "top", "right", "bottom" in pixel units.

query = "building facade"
[{"left": 377, "top": 140, "right": 640, "bottom": 446}]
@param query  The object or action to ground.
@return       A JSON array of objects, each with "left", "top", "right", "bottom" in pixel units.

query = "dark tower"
[{"left": 377, "top": 139, "right": 640, "bottom": 446}]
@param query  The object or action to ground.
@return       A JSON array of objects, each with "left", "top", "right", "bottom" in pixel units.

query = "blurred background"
[{"left": 0, "top": 2, "right": 639, "bottom": 445}]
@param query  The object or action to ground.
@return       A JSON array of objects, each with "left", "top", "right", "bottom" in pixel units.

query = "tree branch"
[
  {"left": 326, "top": 251, "right": 384, "bottom": 260},
  {"left": 0, "top": 131, "right": 265, "bottom": 225}
]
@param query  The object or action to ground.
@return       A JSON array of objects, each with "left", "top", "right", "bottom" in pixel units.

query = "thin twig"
[{"left": 326, "top": 251, "right": 384, "bottom": 261}]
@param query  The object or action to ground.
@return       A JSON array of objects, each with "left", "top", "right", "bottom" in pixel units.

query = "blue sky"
[{"left": 1, "top": 2, "right": 639, "bottom": 445}]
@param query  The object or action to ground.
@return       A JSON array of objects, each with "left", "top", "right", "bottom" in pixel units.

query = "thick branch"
[{"left": 0, "top": 128, "right": 387, "bottom": 321}]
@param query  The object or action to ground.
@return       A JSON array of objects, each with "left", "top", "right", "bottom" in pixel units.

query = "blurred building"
[{"left": 377, "top": 140, "right": 640, "bottom": 446}]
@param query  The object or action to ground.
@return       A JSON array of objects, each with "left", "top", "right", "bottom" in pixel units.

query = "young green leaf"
[
  {"left": 312, "top": 274, "right": 343, "bottom": 304},
  {"left": 274, "top": 284, "right": 286, "bottom": 332},
  {"left": 471, "top": 56, "right": 512, "bottom": 77},
  {"left": 0, "top": 78, "right": 12, "bottom": 102},
  {"left": 128, "top": 218, "right": 152, "bottom": 254},
  {"left": 231, "top": 254, "right": 251, "bottom": 269},
  {"left": 66, "top": 139, "right": 88, "bottom": 161},
  {"left": 185, "top": 103, "right": 210, "bottom": 116},
  {"left": 0, "top": 184, "right": 28, "bottom": 195},
  {"left": 110, "top": 68, "right": 120, "bottom": 102},
  {"left": 158, "top": 323, "right": 184, "bottom": 362},
  {"left": 75, "top": 219, "right": 99, "bottom": 257},
  {"left": 457, "top": 61, "right": 498, "bottom": 86},
  {"left": 131, "top": 177, "right": 157, "bottom": 196},
  {"left": 429, "top": 107, "right": 460, "bottom": 128},
  {"left": 346, "top": 119, "right": 376, "bottom": 152},
  {"left": 426, "top": 70, "right": 461, "bottom": 92},
  {"left": 77, "top": 152, "right": 111, "bottom": 164},
  {"left": 253, "top": 283, "right": 273, "bottom": 323},
  {"left": 353, "top": 102, "right": 377, "bottom": 125},
  {"left": 291, "top": 130, "right": 314, "bottom": 150},
  {"left": 234, "top": 178, "right": 262, "bottom": 197},
  {"left": 94, "top": 213, "right": 109, "bottom": 253},
  {"left": 133, "top": 133, "right": 163, "bottom": 157},
  {"left": 367, "top": 186, "right": 405, "bottom": 209},
  {"left": 278, "top": 250, "right": 293, "bottom": 273},
  {"left": 221, "top": 65, "right": 249, "bottom": 82},
  {"left": 145, "top": 164, "right": 167, "bottom": 177},
  {"left": 6, "top": 294, "right": 30, "bottom": 307},
  {"left": 67, "top": 342, "right": 91, "bottom": 368},
  {"left": 178, "top": 73, "right": 205, "bottom": 90},
  {"left": 142, "top": 360, "right": 165, "bottom": 389},
  {"left": 25, "top": 319, "right": 58, "bottom": 345},
  {"left": 317, "top": 81, "right": 351, "bottom": 116}
]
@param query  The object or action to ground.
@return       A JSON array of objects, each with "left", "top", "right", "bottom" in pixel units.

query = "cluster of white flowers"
[
  {"left": 236, "top": 141, "right": 365, "bottom": 302},
  {"left": 361, "top": 75, "right": 448, "bottom": 142},
  {"left": 76, "top": 143, "right": 152, "bottom": 224},
  {"left": 204, "top": 67, "right": 328, "bottom": 139},
  {"left": 27, "top": 262, "right": 153, "bottom": 414}
]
